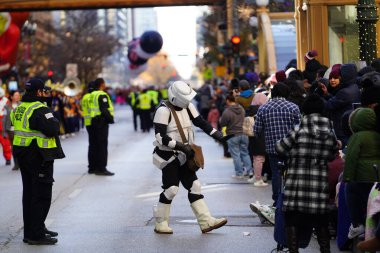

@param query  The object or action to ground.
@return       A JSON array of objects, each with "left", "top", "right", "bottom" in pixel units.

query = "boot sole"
[
  {"left": 154, "top": 229, "right": 173, "bottom": 234},
  {"left": 201, "top": 219, "right": 228, "bottom": 233}
]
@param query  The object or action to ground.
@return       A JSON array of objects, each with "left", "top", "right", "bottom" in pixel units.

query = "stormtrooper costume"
[{"left": 152, "top": 81, "right": 227, "bottom": 234}]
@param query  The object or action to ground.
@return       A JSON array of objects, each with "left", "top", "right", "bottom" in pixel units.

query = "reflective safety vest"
[
  {"left": 128, "top": 92, "right": 138, "bottom": 108},
  {"left": 11, "top": 101, "right": 57, "bottom": 149},
  {"left": 89, "top": 90, "right": 114, "bottom": 118},
  {"left": 138, "top": 93, "right": 152, "bottom": 110},
  {"left": 147, "top": 90, "right": 159, "bottom": 105},
  {"left": 160, "top": 89, "right": 168, "bottom": 99},
  {"left": 81, "top": 93, "right": 92, "bottom": 126}
]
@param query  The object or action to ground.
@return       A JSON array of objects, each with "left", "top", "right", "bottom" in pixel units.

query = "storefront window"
[{"left": 328, "top": 6, "right": 359, "bottom": 66}]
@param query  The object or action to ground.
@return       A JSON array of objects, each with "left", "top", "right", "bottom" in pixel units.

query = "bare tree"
[{"left": 37, "top": 10, "right": 120, "bottom": 84}]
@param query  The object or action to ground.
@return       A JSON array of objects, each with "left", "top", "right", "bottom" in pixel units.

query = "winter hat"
[
  {"left": 302, "top": 94, "right": 325, "bottom": 115},
  {"left": 230, "top": 78, "right": 239, "bottom": 90},
  {"left": 285, "top": 67, "right": 296, "bottom": 78},
  {"left": 245, "top": 72, "right": 259, "bottom": 84},
  {"left": 271, "top": 82, "right": 289, "bottom": 99},
  {"left": 329, "top": 64, "right": 341, "bottom": 79},
  {"left": 304, "top": 50, "right": 318, "bottom": 63},
  {"left": 239, "top": 80, "right": 250, "bottom": 90},
  {"left": 275, "top": 70, "right": 287, "bottom": 82}
]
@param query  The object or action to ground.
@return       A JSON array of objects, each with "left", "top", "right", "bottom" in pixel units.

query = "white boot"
[
  {"left": 191, "top": 199, "right": 227, "bottom": 233},
  {"left": 153, "top": 203, "right": 173, "bottom": 234}
]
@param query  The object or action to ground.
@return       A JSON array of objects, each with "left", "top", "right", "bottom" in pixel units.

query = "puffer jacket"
[
  {"left": 325, "top": 64, "right": 360, "bottom": 140},
  {"left": 343, "top": 108, "right": 380, "bottom": 182}
]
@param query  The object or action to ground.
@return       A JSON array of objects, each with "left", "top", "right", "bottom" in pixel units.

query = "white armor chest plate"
[{"left": 166, "top": 108, "right": 194, "bottom": 144}]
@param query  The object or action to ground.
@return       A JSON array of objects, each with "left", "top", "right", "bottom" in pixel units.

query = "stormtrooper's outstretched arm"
[{"left": 187, "top": 103, "right": 223, "bottom": 141}]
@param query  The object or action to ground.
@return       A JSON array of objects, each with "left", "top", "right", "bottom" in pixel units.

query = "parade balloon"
[
  {"left": 10, "top": 12, "right": 29, "bottom": 29},
  {"left": 0, "top": 12, "right": 29, "bottom": 75},
  {"left": 127, "top": 31, "right": 163, "bottom": 77},
  {"left": 0, "top": 13, "right": 11, "bottom": 36}
]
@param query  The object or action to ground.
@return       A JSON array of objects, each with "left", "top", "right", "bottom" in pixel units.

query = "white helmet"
[{"left": 168, "top": 81, "right": 196, "bottom": 108}]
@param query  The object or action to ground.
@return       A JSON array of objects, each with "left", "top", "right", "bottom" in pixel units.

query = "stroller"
[{"left": 273, "top": 161, "right": 313, "bottom": 252}]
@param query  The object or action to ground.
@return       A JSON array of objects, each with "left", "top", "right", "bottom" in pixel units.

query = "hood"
[
  {"left": 228, "top": 104, "right": 244, "bottom": 115},
  {"left": 239, "top": 89, "right": 253, "bottom": 98},
  {"left": 349, "top": 107, "right": 377, "bottom": 133},
  {"left": 340, "top": 64, "right": 358, "bottom": 86},
  {"left": 301, "top": 114, "right": 332, "bottom": 140}
]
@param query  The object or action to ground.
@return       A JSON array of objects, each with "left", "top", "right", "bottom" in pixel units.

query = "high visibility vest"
[
  {"left": 139, "top": 93, "right": 152, "bottom": 110},
  {"left": 147, "top": 90, "right": 159, "bottom": 105},
  {"left": 160, "top": 89, "right": 168, "bottom": 99},
  {"left": 128, "top": 92, "right": 137, "bottom": 107},
  {"left": 11, "top": 101, "right": 57, "bottom": 149},
  {"left": 89, "top": 90, "right": 114, "bottom": 118},
  {"left": 81, "top": 92, "right": 92, "bottom": 126}
]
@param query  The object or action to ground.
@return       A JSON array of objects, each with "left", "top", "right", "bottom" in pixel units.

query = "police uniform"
[
  {"left": 87, "top": 80, "right": 114, "bottom": 176},
  {"left": 152, "top": 81, "right": 227, "bottom": 234},
  {"left": 81, "top": 81, "right": 95, "bottom": 173},
  {"left": 11, "top": 78, "right": 65, "bottom": 245},
  {"left": 137, "top": 90, "right": 153, "bottom": 132},
  {"left": 127, "top": 90, "right": 139, "bottom": 131}
]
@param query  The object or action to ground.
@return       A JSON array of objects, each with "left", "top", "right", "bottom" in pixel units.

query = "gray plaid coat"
[{"left": 275, "top": 114, "right": 338, "bottom": 214}]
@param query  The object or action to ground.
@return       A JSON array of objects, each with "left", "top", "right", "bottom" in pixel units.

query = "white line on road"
[
  {"left": 136, "top": 185, "right": 228, "bottom": 199},
  {"left": 68, "top": 189, "right": 82, "bottom": 199}
]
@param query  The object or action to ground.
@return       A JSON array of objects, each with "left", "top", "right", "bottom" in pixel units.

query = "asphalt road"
[{"left": 0, "top": 105, "right": 341, "bottom": 253}]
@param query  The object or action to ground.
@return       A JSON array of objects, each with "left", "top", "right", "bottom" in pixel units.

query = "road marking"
[
  {"left": 136, "top": 185, "right": 228, "bottom": 199},
  {"left": 135, "top": 191, "right": 161, "bottom": 198},
  {"left": 177, "top": 219, "right": 197, "bottom": 224},
  {"left": 45, "top": 219, "right": 54, "bottom": 227},
  {"left": 68, "top": 189, "right": 82, "bottom": 199}
]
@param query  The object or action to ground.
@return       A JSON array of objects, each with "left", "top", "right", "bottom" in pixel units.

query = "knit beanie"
[
  {"left": 275, "top": 70, "right": 287, "bottom": 83},
  {"left": 302, "top": 94, "right": 325, "bottom": 115},
  {"left": 239, "top": 80, "right": 250, "bottom": 90},
  {"left": 304, "top": 50, "right": 318, "bottom": 63},
  {"left": 329, "top": 64, "right": 341, "bottom": 79}
]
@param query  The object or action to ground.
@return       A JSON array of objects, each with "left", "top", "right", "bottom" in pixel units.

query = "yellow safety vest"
[
  {"left": 11, "top": 101, "right": 57, "bottom": 149},
  {"left": 81, "top": 92, "right": 92, "bottom": 126},
  {"left": 139, "top": 93, "right": 152, "bottom": 110},
  {"left": 160, "top": 89, "right": 168, "bottom": 99},
  {"left": 147, "top": 90, "right": 159, "bottom": 105},
  {"left": 89, "top": 90, "right": 114, "bottom": 118}
]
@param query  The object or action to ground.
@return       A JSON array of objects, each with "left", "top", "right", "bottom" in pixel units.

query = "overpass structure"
[{"left": 0, "top": 0, "right": 222, "bottom": 11}]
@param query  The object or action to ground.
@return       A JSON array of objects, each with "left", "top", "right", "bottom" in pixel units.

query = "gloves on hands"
[
  {"left": 175, "top": 142, "right": 195, "bottom": 160},
  {"left": 211, "top": 131, "right": 224, "bottom": 143}
]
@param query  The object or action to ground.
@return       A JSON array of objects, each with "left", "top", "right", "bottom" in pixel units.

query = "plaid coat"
[{"left": 275, "top": 114, "right": 338, "bottom": 214}]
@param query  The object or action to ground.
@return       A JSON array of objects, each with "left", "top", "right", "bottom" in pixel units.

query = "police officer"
[
  {"left": 136, "top": 89, "right": 154, "bottom": 133},
  {"left": 88, "top": 78, "right": 114, "bottom": 176},
  {"left": 152, "top": 81, "right": 227, "bottom": 234},
  {"left": 127, "top": 86, "right": 140, "bottom": 131},
  {"left": 81, "top": 81, "right": 95, "bottom": 174},
  {"left": 11, "top": 78, "right": 65, "bottom": 245}
]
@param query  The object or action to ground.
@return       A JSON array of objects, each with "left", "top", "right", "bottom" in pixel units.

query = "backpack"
[{"left": 242, "top": 116, "right": 255, "bottom": 136}]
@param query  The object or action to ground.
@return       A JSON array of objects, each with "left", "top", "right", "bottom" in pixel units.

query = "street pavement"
[{"left": 0, "top": 105, "right": 342, "bottom": 253}]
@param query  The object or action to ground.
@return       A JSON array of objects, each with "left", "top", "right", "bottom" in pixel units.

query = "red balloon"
[
  {"left": 10, "top": 12, "right": 29, "bottom": 29},
  {"left": 0, "top": 23, "right": 21, "bottom": 72}
]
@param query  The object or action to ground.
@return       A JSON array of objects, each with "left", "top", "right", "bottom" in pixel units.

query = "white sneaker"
[
  {"left": 253, "top": 179, "right": 269, "bottom": 187},
  {"left": 348, "top": 224, "right": 365, "bottom": 239},
  {"left": 247, "top": 177, "right": 256, "bottom": 183}
]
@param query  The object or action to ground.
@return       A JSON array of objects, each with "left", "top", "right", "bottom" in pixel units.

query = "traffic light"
[{"left": 231, "top": 35, "right": 241, "bottom": 55}]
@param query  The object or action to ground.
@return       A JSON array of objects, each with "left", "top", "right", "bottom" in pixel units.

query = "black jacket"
[
  {"left": 92, "top": 93, "right": 114, "bottom": 126},
  {"left": 13, "top": 94, "right": 65, "bottom": 162}
]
